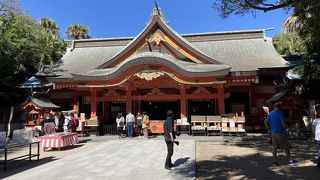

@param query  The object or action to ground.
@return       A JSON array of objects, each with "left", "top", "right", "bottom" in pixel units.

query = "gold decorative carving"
[
  {"left": 134, "top": 71, "right": 164, "bottom": 81},
  {"left": 104, "top": 89, "right": 120, "bottom": 96},
  {"left": 192, "top": 87, "right": 210, "bottom": 94},
  {"left": 149, "top": 32, "right": 165, "bottom": 45},
  {"left": 146, "top": 88, "right": 164, "bottom": 95}
]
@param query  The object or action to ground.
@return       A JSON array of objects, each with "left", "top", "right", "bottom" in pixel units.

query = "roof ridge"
[{"left": 69, "top": 28, "right": 273, "bottom": 43}]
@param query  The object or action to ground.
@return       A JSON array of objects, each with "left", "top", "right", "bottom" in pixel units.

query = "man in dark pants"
[{"left": 164, "top": 110, "right": 176, "bottom": 170}]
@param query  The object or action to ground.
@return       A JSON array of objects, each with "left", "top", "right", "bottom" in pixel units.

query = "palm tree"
[
  {"left": 40, "top": 17, "right": 60, "bottom": 36},
  {"left": 65, "top": 24, "right": 90, "bottom": 40}
]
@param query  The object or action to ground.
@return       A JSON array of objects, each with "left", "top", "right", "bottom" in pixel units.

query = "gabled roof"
[
  {"left": 71, "top": 52, "right": 231, "bottom": 81},
  {"left": 47, "top": 10, "right": 289, "bottom": 82},
  {"left": 22, "top": 94, "right": 60, "bottom": 109},
  {"left": 19, "top": 76, "right": 52, "bottom": 88},
  {"left": 96, "top": 9, "right": 224, "bottom": 69}
]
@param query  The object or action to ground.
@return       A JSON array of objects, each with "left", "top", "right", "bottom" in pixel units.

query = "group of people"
[
  {"left": 115, "top": 110, "right": 177, "bottom": 170},
  {"left": 41, "top": 111, "right": 79, "bottom": 134},
  {"left": 264, "top": 102, "right": 320, "bottom": 168},
  {"left": 116, "top": 111, "right": 150, "bottom": 139}
]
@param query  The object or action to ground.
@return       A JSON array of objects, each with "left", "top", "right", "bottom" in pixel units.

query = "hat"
[
  {"left": 166, "top": 110, "right": 174, "bottom": 116},
  {"left": 273, "top": 102, "right": 282, "bottom": 108}
]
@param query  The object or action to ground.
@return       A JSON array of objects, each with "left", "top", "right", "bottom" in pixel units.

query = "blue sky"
[{"left": 20, "top": 0, "right": 292, "bottom": 40}]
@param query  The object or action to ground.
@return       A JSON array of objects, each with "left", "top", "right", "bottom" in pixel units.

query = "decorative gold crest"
[{"left": 134, "top": 71, "right": 165, "bottom": 81}]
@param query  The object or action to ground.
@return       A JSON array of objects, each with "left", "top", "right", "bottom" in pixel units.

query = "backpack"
[
  {"left": 144, "top": 115, "right": 150, "bottom": 126},
  {"left": 67, "top": 117, "right": 74, "bottom": 129},
  {"left": 72, "top": 117, "right": 79, "bottom": 127}
]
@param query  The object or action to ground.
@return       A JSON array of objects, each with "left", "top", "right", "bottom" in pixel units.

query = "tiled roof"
[
  {"left": 48, "top": 13, "right": 287, "bottom": 82},
  {"left": 70, "top": 52, "right": 231, "bottom": 81},
  {"left": 23, "top": 95, "right": 60, "bottom": 109}
]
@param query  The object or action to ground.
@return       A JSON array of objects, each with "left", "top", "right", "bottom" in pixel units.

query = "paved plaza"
[
  {"left": 1, "top": 139, "right": 195, "bottom": 180},
  {"left": 1, "top": 135, "right": 320, "bottom": 179}
]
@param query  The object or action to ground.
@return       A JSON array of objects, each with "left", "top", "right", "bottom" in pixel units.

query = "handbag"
[{"left": 145, "top": 118, "right": 150, "bottom": 126}]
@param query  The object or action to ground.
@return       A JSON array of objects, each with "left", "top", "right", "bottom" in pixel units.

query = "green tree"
[
  {"left": 65, "top": 23, "right": 91, "bottom": 40},
  {"left": 0, "top": 1, "right": 66, "bottom": 105},
  {"left": 212, "top": 0, "right": 320, "bottom": 80},
  {"left": 0, "top": 13, "right": 66, "bottom": 78},
  {"left": 0, "top": 0, "right": 19, "bottom": 15},
  {"left": 40, "top": 17, "right": 59, "bottom": 36},
  {"left": 213, "top": 0, "right": 296, "bottom": 18},
  {"left": 0, "top": 55, "right": 21, "bottom": 105},
  {"left": 273, "top": 33, "right": 306, "bottom": 55}
]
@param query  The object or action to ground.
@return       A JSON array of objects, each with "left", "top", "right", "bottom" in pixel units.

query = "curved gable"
[{"left": 97, "top": 11, "right": 225, "bottom": 69}]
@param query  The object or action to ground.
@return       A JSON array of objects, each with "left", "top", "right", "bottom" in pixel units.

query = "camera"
[{"left": 174, "top": 140, "right": 179, "bottom": 146}]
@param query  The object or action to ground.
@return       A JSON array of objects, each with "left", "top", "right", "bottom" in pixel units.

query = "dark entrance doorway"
[
  {"left": 187, "top": 99, "right": 216, "bottom": 121},
  {"left": 109, "top": 102, "right": 125, "bottom": 124},
  {"left": 140, "top": 100, "right": 180, "bottom": 120}
]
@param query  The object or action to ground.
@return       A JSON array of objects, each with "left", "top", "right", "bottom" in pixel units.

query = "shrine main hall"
[{"left": 42, "top": 9, "right": 294, "bottom": 130}]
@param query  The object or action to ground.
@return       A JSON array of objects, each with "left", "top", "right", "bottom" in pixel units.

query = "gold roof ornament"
[{"left": 134, "top": 71, "right": 165, "bottom": 81}]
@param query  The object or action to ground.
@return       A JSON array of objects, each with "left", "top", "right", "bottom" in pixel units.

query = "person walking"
[
  {"left": 116, "top": 113, "right": 125, "bottom": 138},
  {"left": 142, "top": 112, "right": 150, "bottom": 139},
  {"left": 126, "top": 112, "right": 135, "bottom": 138},
  {"left": 70, "top": 112, "right": 79, "bottom": 132},
  {"left": 312, "top": 104, "right": 320, "bottom": 168},
  {"left": 262, "top": 106, "right": 272, "bottom": 144},
  {"left": 163, "top": 110, "right": 176, "bottom": 170},
  {"left": 63, "top": 112, "right": 72, "bottom": 133},
  {"left": 265, "top": 102, "right": 298, "bottom": 166},
  {"left": 54, "top": 112, "right": 60, "bottom": 132},
  {"left": 136, "top": 112, "right": 143, "bottom": 138}
]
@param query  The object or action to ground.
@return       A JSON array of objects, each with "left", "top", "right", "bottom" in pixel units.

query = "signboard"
[
  {"left": 44, "top": 122, "right": 55, "bottom": 134},
  {"left": 12, "top": 129, "right": 30, "bottom": 143},
  {"left": 0, "top": 132, "right": 6, "bottom": 146}
]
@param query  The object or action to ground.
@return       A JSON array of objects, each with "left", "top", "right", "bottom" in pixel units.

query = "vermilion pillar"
[
  {"left": 249, "top": 86, "right": 256, "bottom": 107},
  {"left": 126, "top": 87, "right": 132, "bottom": 114},
  {"left": 218, "top": 85, "right": 225, "bottom": 114},
  {"left": 90, "top": 88, "right": 97, "bottom": 118},
  {"left": 73, "top": 92, "right": 78, "bottom": 112},
  {"left": 180, "top": 86, "right": 187, "bottom": 118}
]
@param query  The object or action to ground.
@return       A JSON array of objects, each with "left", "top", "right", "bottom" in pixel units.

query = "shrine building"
[{"left": 42, "top": 9, "right": 295, "bottom": 131}]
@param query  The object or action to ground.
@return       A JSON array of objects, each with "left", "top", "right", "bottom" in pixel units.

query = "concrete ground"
[
  {"left": 1, "top": 134, "right": 319, "bottom": 179},
  {"left": 196, "top": 140, "right": 320, "bottom": 180},
  {"left": 0, "top": 138, "right": 195, "bottom": 180}
]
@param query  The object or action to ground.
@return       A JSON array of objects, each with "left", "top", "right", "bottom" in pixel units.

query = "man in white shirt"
[
  {"left": 312, "top": 104, "right": 320, "bottom": 168},
  {"left": 126, "top": 112, "right": 135, "bottom": 138}
]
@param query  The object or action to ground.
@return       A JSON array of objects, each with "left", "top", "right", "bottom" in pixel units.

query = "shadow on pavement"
[
  {"left": 78, "top": 139, "right": 92, "bottom": 143},
  {"left": 174, "top": 157, "right": 190, "bottom": 167},
  {"left": 44, "top": 144, "right": 84, "bottom": 152},
  {"left": 197, "top": 139, "right": 320, "bottom": 180},
  {"left": 0, "top": 156, "right": 58, "bottom": 179},
  {"left": 172, "top": 158, "right": 195, "bottom": 179}
]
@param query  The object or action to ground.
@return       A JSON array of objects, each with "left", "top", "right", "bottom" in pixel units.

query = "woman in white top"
[
  {"left": 63, "top": 112, "right": 72, "bottom": 133},
  {"left": 116, "top": 113, "right": 125, "bottom": 138},
  {"left": 312, "top": 104, "right": 320, "bottom": 168}
]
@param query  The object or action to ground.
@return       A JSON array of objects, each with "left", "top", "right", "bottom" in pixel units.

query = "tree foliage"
[
  {"left": 0, "top": 55, "right": 21, "bottom": 105},
  {"left": 273, "top": 32, "right": 306, "bottom": 55},
  {"left": 65, "top": 23, "right": 90, "bottom": 40},
  {"left": 0, "top": 0, "right": 19, "bottom": 15},
  {"left": 0, "top": 1, "right": 66, "bottom": 105},
  {"left": 213, "top": 0, "right": 320, "bottom": 80},
  {"left": 40, "top": 17, "right": 60, "bottom": 36},
  {"left": 213, "top": 0, "right": 295, "bottom": 18},
  {"left": 0, "top": 13, "right": 66, "bottom": 78}
]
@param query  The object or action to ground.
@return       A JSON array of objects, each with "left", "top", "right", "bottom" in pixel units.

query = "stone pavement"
[
  {"left": 1, "top": 139, "right": 195, "bottom": 180},
  {"left": 1, "top": 134, "right": 319, "bottom": 179},
  {"left": 196, "top": 139, "right": 320, "bottom": 180}
]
